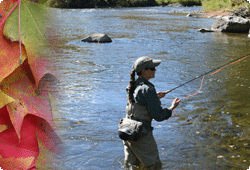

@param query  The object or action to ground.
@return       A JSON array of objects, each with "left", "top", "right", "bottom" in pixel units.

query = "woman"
[{"left": 123, "top": 56, "right": 180, "bottom": 169}]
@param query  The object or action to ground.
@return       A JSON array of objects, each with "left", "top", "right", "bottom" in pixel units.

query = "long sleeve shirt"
[{"left": 133, "top": 77, "right": 172, "bottom": 121}]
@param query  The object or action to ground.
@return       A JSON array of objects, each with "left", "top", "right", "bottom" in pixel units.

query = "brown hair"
[{"left": 127, "top": 70, "right": 136, "bottom": 103}]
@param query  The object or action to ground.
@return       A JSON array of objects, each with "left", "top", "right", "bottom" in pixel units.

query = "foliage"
[
  {"left": 42, "top": 0, "right": 250, "bottom": 9},
  {"left": 48, "top": 0, "right": 158, "bottom": 8},
  {"left": 156, "top": 0, "right": 201, "bottom": 6},
  {"left": 202, "top": 0, "right": 249, "bottom": 11},
  {"left": 0, "top": 0, "right": 61, "bottom": 169},
  {"left": 202, "top": 0, "right": 231, "bottom": 11}
]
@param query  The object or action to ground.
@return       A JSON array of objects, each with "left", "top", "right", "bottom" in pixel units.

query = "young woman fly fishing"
[
  {"left": 118, "top": 56, "right": 180, "bottom": 169},
  {"left": 118, "top": 54, "right": 248, "bottom": 169}
]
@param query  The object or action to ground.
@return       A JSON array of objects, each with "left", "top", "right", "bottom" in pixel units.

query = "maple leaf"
[
  {"left": 0, "top": 106, "right": 38, "bottom": 169},
  {"left": 0, "top": 105, "right": 62, "bottom": 169},
  {"left": 0, "top": 155, "right": 35, "bottom": 170},
  {"left": 3, "top": 0, "right": 57, "bottom": 88},
  {"left": 0, "top": 0, "right": 61, "bottom": 168},
  {"left": 0, "top": 124, "right": 9, "bottom": 133},
  {"left": 0, "top": 89, "right": 15, "bottom": 109},
  {"left": 0, "top": 0, "right": 27, "bottom": 83},
  {"left": 0, "top": 59, "right": 60, "bottom": 144}
]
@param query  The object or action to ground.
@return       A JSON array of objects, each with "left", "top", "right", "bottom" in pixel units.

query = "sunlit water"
[{"left": 47, "top": 6, "right": 249, "bottom": 170}]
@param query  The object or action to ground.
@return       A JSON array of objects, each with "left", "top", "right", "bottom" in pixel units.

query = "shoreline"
[{"left": 199, "top": 8, "right": 235, "bottom": 18}]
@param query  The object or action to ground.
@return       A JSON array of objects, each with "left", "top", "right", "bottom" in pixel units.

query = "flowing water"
[{"left": 47, "top": 6, "right": 249, "bottom": 170}]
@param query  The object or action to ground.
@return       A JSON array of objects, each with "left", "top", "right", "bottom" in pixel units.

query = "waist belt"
[{"left": 127, "top": 116, "right": 153, "bottom": 131}]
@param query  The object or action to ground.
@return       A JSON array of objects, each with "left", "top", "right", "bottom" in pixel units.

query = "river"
[{"left": 46, "top": 6, "right": 250, "bottom": 170}]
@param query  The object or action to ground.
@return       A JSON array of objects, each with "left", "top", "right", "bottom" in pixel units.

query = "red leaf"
[
  {"left": 0, "top": 60, "right": 58, "bottom": 142},
  {"left": 0, "top": 107, "right": 38, "bottom": 169},
  {"left": 0, "top": 106, "right": 61, "bottom": 169}
]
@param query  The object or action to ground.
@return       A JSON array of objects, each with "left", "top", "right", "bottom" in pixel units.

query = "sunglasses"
[{"left": 145, "top": 67, "right": 156, "bottom": 71}]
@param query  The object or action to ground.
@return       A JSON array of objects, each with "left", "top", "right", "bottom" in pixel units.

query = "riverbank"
[
  {"left": 46, "top": 0, "right": 249, "bottom": 20},
  {"left": 47, "top": 0, "right": 201, "bottom": 8}
]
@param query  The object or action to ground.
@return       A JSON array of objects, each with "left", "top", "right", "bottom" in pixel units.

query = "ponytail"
[{"left": 127, "top": 70, "right": 136, "bottom": 103}]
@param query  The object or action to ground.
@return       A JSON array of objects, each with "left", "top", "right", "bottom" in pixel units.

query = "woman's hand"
[
  {"left": 157, "top": 90, "right": 171, "bottom": 99},
  {"left": 169, "top": 98, "right": 180, "bottom": 110}
]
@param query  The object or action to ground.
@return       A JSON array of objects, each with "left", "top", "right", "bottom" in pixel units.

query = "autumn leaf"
[
  {"left": 0, "top": 59, "right": 57, "bottom": 141},
  {"left": 0, "top": 89, "right": 15, "bottom": 109},
  {"left": 0, "top": 0, "right": 61, "bottom": 168},
  {"left": 3, "top": 0, "right": 56, "bottom": 88},
  {"left": 36, "top": 135, "right": 57, "bottom": 169},
  {"left": 0, "top": 155, "right": 35, "bottom": 170},
  {"left": 0, "top": 0, "right": 27, "bottom": 82},
  {"left": 0, "top": 124, "right": 9, "bottom": 133},
  {"left": 0, "top": 105, "right": 61, "bottom": 169},
  {"left": 0, "top": 106, "right": 38, "bottom": 169}
]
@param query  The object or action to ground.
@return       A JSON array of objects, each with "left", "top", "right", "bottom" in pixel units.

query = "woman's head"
[{"left": 132, "top": 56, "right": 161, "bottom": 80}]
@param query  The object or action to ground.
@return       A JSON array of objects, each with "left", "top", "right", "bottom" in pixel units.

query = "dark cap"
[{"left": 132, "top": 56, "right": 161, "bottom": 73}]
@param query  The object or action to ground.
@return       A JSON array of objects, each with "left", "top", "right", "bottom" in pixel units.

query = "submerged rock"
[
  {"left": 82, "top": 33, "right": 112, "bottom": 43},
  {"left": 186, "top": 13, "right": 193, "bottom": 17},
  {"left": 211, "top": 16, "right": 250, "bottom": 33},
  {"left": 198, "top": 28, "right": 214, "bottom": 32}
]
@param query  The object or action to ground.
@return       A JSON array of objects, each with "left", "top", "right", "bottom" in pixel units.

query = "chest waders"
[{"left": 126, "top": 102, "right": 154, "bottom": 133}]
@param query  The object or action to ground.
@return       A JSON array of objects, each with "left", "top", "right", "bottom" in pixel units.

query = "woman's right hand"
[{"left": 169, "top": 98, "right": 180, "bottom": 110}]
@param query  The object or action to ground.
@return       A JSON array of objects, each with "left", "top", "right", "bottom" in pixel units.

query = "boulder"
[
  {"left": 168, "top": 3, "right": 184, "bottom": 8},
  {"left": 211, "top": 16, "right": 250, "bottom": 33},
  {"left": 231, "top": 5, "right": 249, "bottom": 18},
  {"left": 82, "top": 33, "right": 112, "bottom": 43}
]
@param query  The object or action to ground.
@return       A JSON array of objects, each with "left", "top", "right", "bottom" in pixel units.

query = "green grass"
[
  {"left": 202, "top": 0, "right": 231, "bottom": 11},
  {"left": 156, "top": 0, "right": 250, "bottom": 11},
  {"left": 202, "top": 0, "right": 250, "bottom": 11}
]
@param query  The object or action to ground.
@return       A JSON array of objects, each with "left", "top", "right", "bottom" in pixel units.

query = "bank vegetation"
[{"left": 45, "top": 0, "right": 250, "bottom": 11}]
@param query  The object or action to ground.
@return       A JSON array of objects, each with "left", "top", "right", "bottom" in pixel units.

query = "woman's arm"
[{"left": 144, "top": 88, "right": 173, "bottom": 121}]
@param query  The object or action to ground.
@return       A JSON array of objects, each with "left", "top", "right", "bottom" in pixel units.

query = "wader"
[{"left": 123, "top": 102, "right": 162, "bottom": 170}]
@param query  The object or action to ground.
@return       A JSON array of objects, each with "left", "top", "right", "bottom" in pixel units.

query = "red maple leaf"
[{"left": 0, "top": 0, "right": 62, "bottom": 168}]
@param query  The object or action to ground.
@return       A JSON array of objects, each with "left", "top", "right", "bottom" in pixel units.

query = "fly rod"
[{"left": 165, "top": 54, "right": 249, "bottom": 94}]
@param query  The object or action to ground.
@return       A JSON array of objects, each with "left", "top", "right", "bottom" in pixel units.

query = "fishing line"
[
  {"left": 167, "top": 54, "right": 249, "bottom": 94},
  {"left": 170, "top": 54, "right": 249, "bottom": 115}
]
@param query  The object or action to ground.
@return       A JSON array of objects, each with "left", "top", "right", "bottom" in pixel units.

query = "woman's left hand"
[{"left": 157, "top": 90, "right": 170, "bottom": 99}]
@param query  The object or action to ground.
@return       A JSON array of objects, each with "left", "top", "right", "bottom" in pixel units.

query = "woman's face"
[{"left": 141, "top": 67, "right": 156, "bottom": 80}]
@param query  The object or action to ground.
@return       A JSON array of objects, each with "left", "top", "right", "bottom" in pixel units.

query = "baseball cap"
[{"left": 132, "top": 56, "right": 161, "bottom": 73}]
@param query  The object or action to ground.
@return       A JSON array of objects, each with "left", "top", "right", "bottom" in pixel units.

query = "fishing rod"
[{"left": 165, "top": 54, "right": 249, "bottom": 94}]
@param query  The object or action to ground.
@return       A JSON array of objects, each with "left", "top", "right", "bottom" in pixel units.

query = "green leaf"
[
  {"left": 3, "top": 0, "right": 55, "bottom": 88},
  {"left": 3, "top": 0, "right": 51, "bottom": 58}
]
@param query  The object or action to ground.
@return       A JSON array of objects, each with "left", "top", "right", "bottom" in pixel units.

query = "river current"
[{"left": 47, "top": 6, "right": 249, "bottom": 170}]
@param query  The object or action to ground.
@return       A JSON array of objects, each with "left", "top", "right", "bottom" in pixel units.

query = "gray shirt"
[{"left": 132, "top": 77, "right": 172, "bottom": 121}]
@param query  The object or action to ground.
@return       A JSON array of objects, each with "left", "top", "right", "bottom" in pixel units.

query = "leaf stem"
[
  {"left": 0, "top": 1, "right": 19, "bottom": 27},
  {"left": 19, "top": 0, "right": 22, "bottom": 65}
]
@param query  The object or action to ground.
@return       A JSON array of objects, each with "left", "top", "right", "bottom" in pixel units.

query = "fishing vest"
[{"left": 126, "top": 102, "right": 153, "bottom": 127}]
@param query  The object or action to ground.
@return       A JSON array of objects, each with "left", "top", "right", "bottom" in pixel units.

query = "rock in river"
[
  {"left": 211, "top": 16, "right": 250, "bottom": 33},
  {"left": 198, "top": 28, "right": 214, "bottom": 32},
  {"left": 82, "top": 33, "right": 112, "bottom": 43}
]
